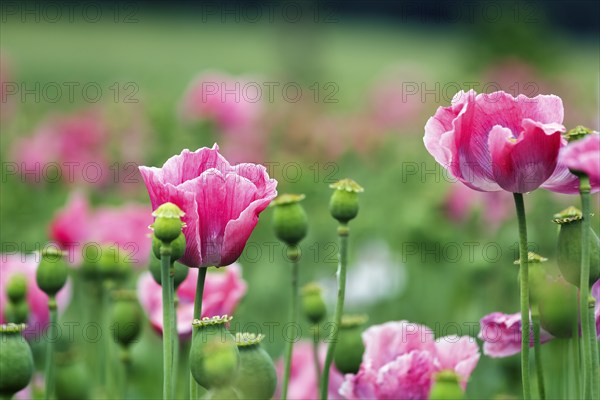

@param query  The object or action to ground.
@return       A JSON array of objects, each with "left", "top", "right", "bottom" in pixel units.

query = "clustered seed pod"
[
  {"left": 149, "top": 253, "right": 189, "bottom": 288},
  {"left": 110, "top": 290, "right": 143, "bottom": 348},
  {"left": 5, "top": 274, "right": 29, "bottom": 324},
  {"left": 0, "top": 323, "right": 34, "bottom": 399},
  {"left": 301, "top": 283, "right": 327, "bottom": 325},
  {"left": 190, "top": 315, "right": 239, "bottom": 389},
  {"left": 271, "top": 194, "right": 308, "bottom": 246},
  {"left": 329, "top": 179, "right": 364, "bottom": 224},
  {"left": 152, "top": 202, "right": 186, "bottom": 244},
  {"left": 553, "top": 207, "right": 600, "bottom": 287},
  {"left": 232, "top": 333, "right": 277, "bottom": 399},
  {"left": 334, "top": 315, "right": 367, "bottom": 374},
  {"left": 152, "top": 234, "right": 187, "bottom": 263},
  {"left": 429, "top": 370, "right": 464, "bottom": 400},
  {"left": 36, "top": 247, "right": 69, "bottom": 297}
]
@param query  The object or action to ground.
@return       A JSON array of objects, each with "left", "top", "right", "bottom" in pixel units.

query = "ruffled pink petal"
[
  {"left": 375, "top": 351, "right": 436, "bottom": 400},
  {"left": 488, "top": 119, "right": 564, "bottom": 193},
  {"left": 593, "top": 280, "right": 600, "bottom": 338},
  {"left": 435, "top": 335, "right": 480, "bottom": 388},
  {"left": 560, "top": 133, "right": 600, "bottom": 192}
]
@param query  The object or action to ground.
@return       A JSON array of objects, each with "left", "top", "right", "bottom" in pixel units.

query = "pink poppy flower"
[
  {"left": 136, "top": 264, "right": 247, "bottom": 339},
  {"left": 0, "top": 253, "right": 71, "bottom": 331},
  {"left": 478, "top": 312, "right": 555, "bottom": 358},
  {"left": 138, "top": 144, "right": 277, "bottom": 268},
  {"left": 340, "top": 321, "right": 480, "bottom": 399},
  {"left": 49, "top": 192, "right": 153, "bottom": 268},
  {"left": 275, "top": 341, "right": 344, "bottom": 400},
  {"left": 560, "top": 133, "right": 600, "bottom": 190},
  {"left": 180, "top": 71, "right": 264, "bottom": 133},
  {"left": 424, "top": 90, "right": 580, "bottom": 194}
]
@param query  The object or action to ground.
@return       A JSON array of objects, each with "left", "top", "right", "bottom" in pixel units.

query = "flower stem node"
[
  {"left": 233, "top": 333, "right": 277, "bottom": 399},
  {"left": 36, "top": 247, "right": 69, "bottom": 297},
  {"left": 6, "top": 274, "right": 27, "bottom": 303},
  {"left": 190, "top": 315, "right": 239, "bottom": 389},
  {"left": 0, "top": 323, "right": 34, "bottom": 398},
  {"left": 429, "top": 370, "right": 464, "bottom": 400},
  {"left": 301, "top": 283, "right": 327, "bottom": 324},
  {"left": 553, "top": 206, "right": 600, "bottom": 287},
  {"left": 334, "top": 314, "right": 368, "bottom": 374},
  {"left": 152, "top": 202, "right": 185, "bottom": 244},
  {"left": 329, "top": 179, "right": 364, "bottom": 224},
  {"left": 271, "top": 194, "right": 308, "bottom": 246}
]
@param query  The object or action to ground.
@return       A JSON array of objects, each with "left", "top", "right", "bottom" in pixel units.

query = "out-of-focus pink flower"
[
  {"left": 275, "top": 341, "right": 344, "bottom": 400},
  {"left": 444, "top": 182, "right": 512, "bottom": 229},
  {"left": 49, "top": 192, "right": 153, "bottom": 268},
  {"left": 180, "top": 71, "right": 263, "bottom": 133},
  {"left": 478, "top": 312, "right": 554, "bottom": 358},
  {"left": 137, "top": 264, "right": 247, "bottom": 339},
  {"left": 138, "top": 144, "right": 277, "bottom": 268},
  {"left": 593, "top": 280, "right": 600, "bottom": 335},
  {"left": 340, "top": 321, "right": 480, "bottom": 399},
  {"left": 424, "top": 90, "right": 580, "bottom": 194},
  {"left": 14, "top": 373, "right": 43, "bottom": 400},
  {"left": 560, "top": 133, "right": 600, "bottom": 190},
  {"left": 0, "top": 253, "right": 71, "bottom": 330}
]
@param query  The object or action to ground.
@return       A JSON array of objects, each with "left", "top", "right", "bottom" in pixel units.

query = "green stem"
[
  {"left": 190, "top": 267, "right": 208, "bottom": 400},
  {"left": 312, "top": 326, "right": 322, "bottom": 386},
  {"left": 573, "top": 314, "right": 582, "bottom": 400},
  {"left": 588, "top": 296, "right": 599, "bottom": 399},
  {"left": 282, "top": 249, "right": 300, "bottom": 400},
  {"left": 513, "top": 193, "right": 531, "bottom": 400},
  {"left": 579, "top": 175, "right": 592, "bottom": 399},
  {"left": 44, "top": 297, "right": 57, "bottom": 400},
  {"left": 532, "top": 306, "right": 545, "bottom": 399},
  {"left": 320, "top": 225, "right": 349, "bottom": 400},
  {"left": 161, "top": 248, "right": 173, "bottom": 400},
  {"left": 121, "top": 349, "right": 131, "bottom": 399},
  {"left": 172, "top": 290, "right": 179, "bottom": 399},
  {"left": 103, "top": 280, "right": 115, "bottom": 397}
]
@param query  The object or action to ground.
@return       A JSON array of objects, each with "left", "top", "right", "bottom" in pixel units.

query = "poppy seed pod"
[
  {"left": 232, "top": 333, "right": 277, "bottom": 399},
  {"left": 55, "top": 351, "right": 91, "bottom": 400},
  {"left": 334, "top": 315, "right": 367, "bottom": 374},
  {"left": 152, "top": 233, "right": 186, "bottom": 262},
  {"left": 110, "top": 290, "right": 143, "bottom": 347},
  {"left": 36, "top": 247, "right": 69, "bottom": 297},
  {"left": 429, "top": 370, "right": 464, "bottom": 400},
  {"left": 6, "top": 274, "right": 27, "bottom": 303},
  {"left": 4, "top": 301, "right": 29, "bottom": 325},
  {"left": 190, "top": 315, "right": 239, "bottom": 389},
  {"left": 0, "top": 324, "right": 34, "bottom": 398},
  {"left": 301, "top": 283, "right": 327, "bottom": 324},
  {"left": 329, "top": 179, "right": 364, "bottom": 224},
  {"left": 152, "top": 202, "right": 186, "bottom": 244},
  {"left": 271, "top": 194, "right": 308, "bottom": 246},
  {"left": 538, "top": 277, "right": 578, "bottom": 338},
  {"left": 96, "top": 246, "right": 131, "bottom": 280},
  {"left": 553, "top": 207, "right": 600, "bottom": 287},
  {"left": 513, "top": 252, "right": 547, "bottom": 305},
  {"left": 149, "top": 256, "right": 189, "bottom": 289},
  {"left": 565, "top": 125, "right": 594, "bottom": 142}
]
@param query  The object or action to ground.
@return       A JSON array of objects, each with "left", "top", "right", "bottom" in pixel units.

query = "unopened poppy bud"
[
  {"left": 329, "top": 179, "right": 364, "bottom": 224},
  {"left": 6, "top": 274, "right": 27, "bottom": 303},
  {"left": 149, "top": 256, "right": 189, "bottom": 289},
  {"left": 111, "top": 290, "right": 143, "bottom": 348},
  {"left": 553, "top": 207, "right": 600, "bottom": 287},
  {"left": 36, "top": 247, "right": 68, "bottom": 298},
  {"left": 152, "top": 233, "right": 186, "bottom": 262},
  {"left": 565, "top": 125, "right": 595, "bottom": 143},
  {"left": 233, "top": 333, "right": 277, "bottom": 399},
  {"left": 538, "top": 277, "right": 578, "bottom": 338},
  {"left": 190, "top": 315, "right": 239, "bottom": 389},
  {"left": 271, "top": 194, "right": 308, "bottom": 246},
  {"left": 334, "top": 315, "right": 367, "bottom": 374},
  {"left": 4, "top": 301, "right": 29, "bottom": 324},
  {"left": 97, "top": 246, "right": 131, "bottom": 280},
  {"left": 301, "top": 283, "right": 327, "bottom": 324},
  {"left": 429, "top": 370, "right": 464, "bottom": 400},
  {"left": 152, "top": 202, "right": 185, "bottom": 244},
  {"left": 0, "top": 323, "right": 34, "bottom": 398}
]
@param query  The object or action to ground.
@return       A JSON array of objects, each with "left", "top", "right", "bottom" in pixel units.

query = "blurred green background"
[{"left": 1, "top": 1, "right": 599, "bottom": 398}]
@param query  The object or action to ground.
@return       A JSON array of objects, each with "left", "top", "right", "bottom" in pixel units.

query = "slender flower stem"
[
  {"left": 573, "top": 314, "right": 582, "bottom": 400},
  {"left": 282, "top": 247, "right": 300, "bottom": 400},
  {"left": 190, "top": 267, "right": 208, "bottom": 400},
  {"left": 588, "top": 296, "right": 599, "bottom": 399},
  {"left": 44, "top": 297, "right": 57, "bottom": 400},
  {"left": 160, "top": 248, "right": 173, "bottom": 400},
  {"left": 120, "top": 349, "right": 132, "bottom": 399},
  {"left": 532, "top": 306, "right": 545, "bottom": 399},
  {"left": 172, "top": 290, "right": 179, "bottom": 399},
  {"left": 103, "top": 280, "right": 115, "bottom": 398},
  {"left": 321, "top": 224, "right": 349, "bottom": 400},
  {"left": 312, "top": 325, "right": 322, "bottom": 386},
  {"left": 513, "top": 193, "right": 531, "bottom": 400},
  {"left": 579, "top": 175, "right": 593, "bottom": 399}
]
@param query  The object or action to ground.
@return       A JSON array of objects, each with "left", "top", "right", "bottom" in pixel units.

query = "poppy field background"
[{"left": 1, "top": 1, "right": 599, "bottom": 399}]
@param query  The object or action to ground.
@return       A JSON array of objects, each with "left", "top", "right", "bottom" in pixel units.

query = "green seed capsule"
[
  {"left": 152, "top": 202, "right": 186, "bottom": 244},
  {"left": 271, "top": 194, "right": 308, "bottom": 246},
  {"left": 554, "top": 207, "right": 600, "bottom": 287},
  {"left": 190, "top": 316, "right": 239, "bottom": 389},
  {"left": 36, "top": 248, "right": 69, "bottom": 297},
  {"left": 152, "top": 234, "right": 187, "bottom": 264},
  {"left": 6, "top": 274, "right": 28, "bottom": 303},
  {"left": 429, "top": 370, "right": 464, "bottom": 400},
  {"left": 334, "top": 315, "right": 367, "bottom": 374},
  {"left": 233, "top": 333, "right": 277, "bottom": 399},
  {"left": 538, "top": 277, "right": 578, "bottom": 338},
  {"left": 301, "top": 283, "right": 327, "bottom": 325},
  {"left": 329, "top": 179, "right": 364, "bottom": 224},
  {"left": 0, "top": 324, "right": 34, "bottom": 398},
  {"left": 149, "top": 256, "right": 189, "bottom": 289},
  {"left": 110, "top": 291, "right": 143, "bottom": 347},
  {"left": 4, "top": 301, "right": 29, "bottom": 324},
  {"left": 55, "top": 357, "right": 91, "bottom": 400}
]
